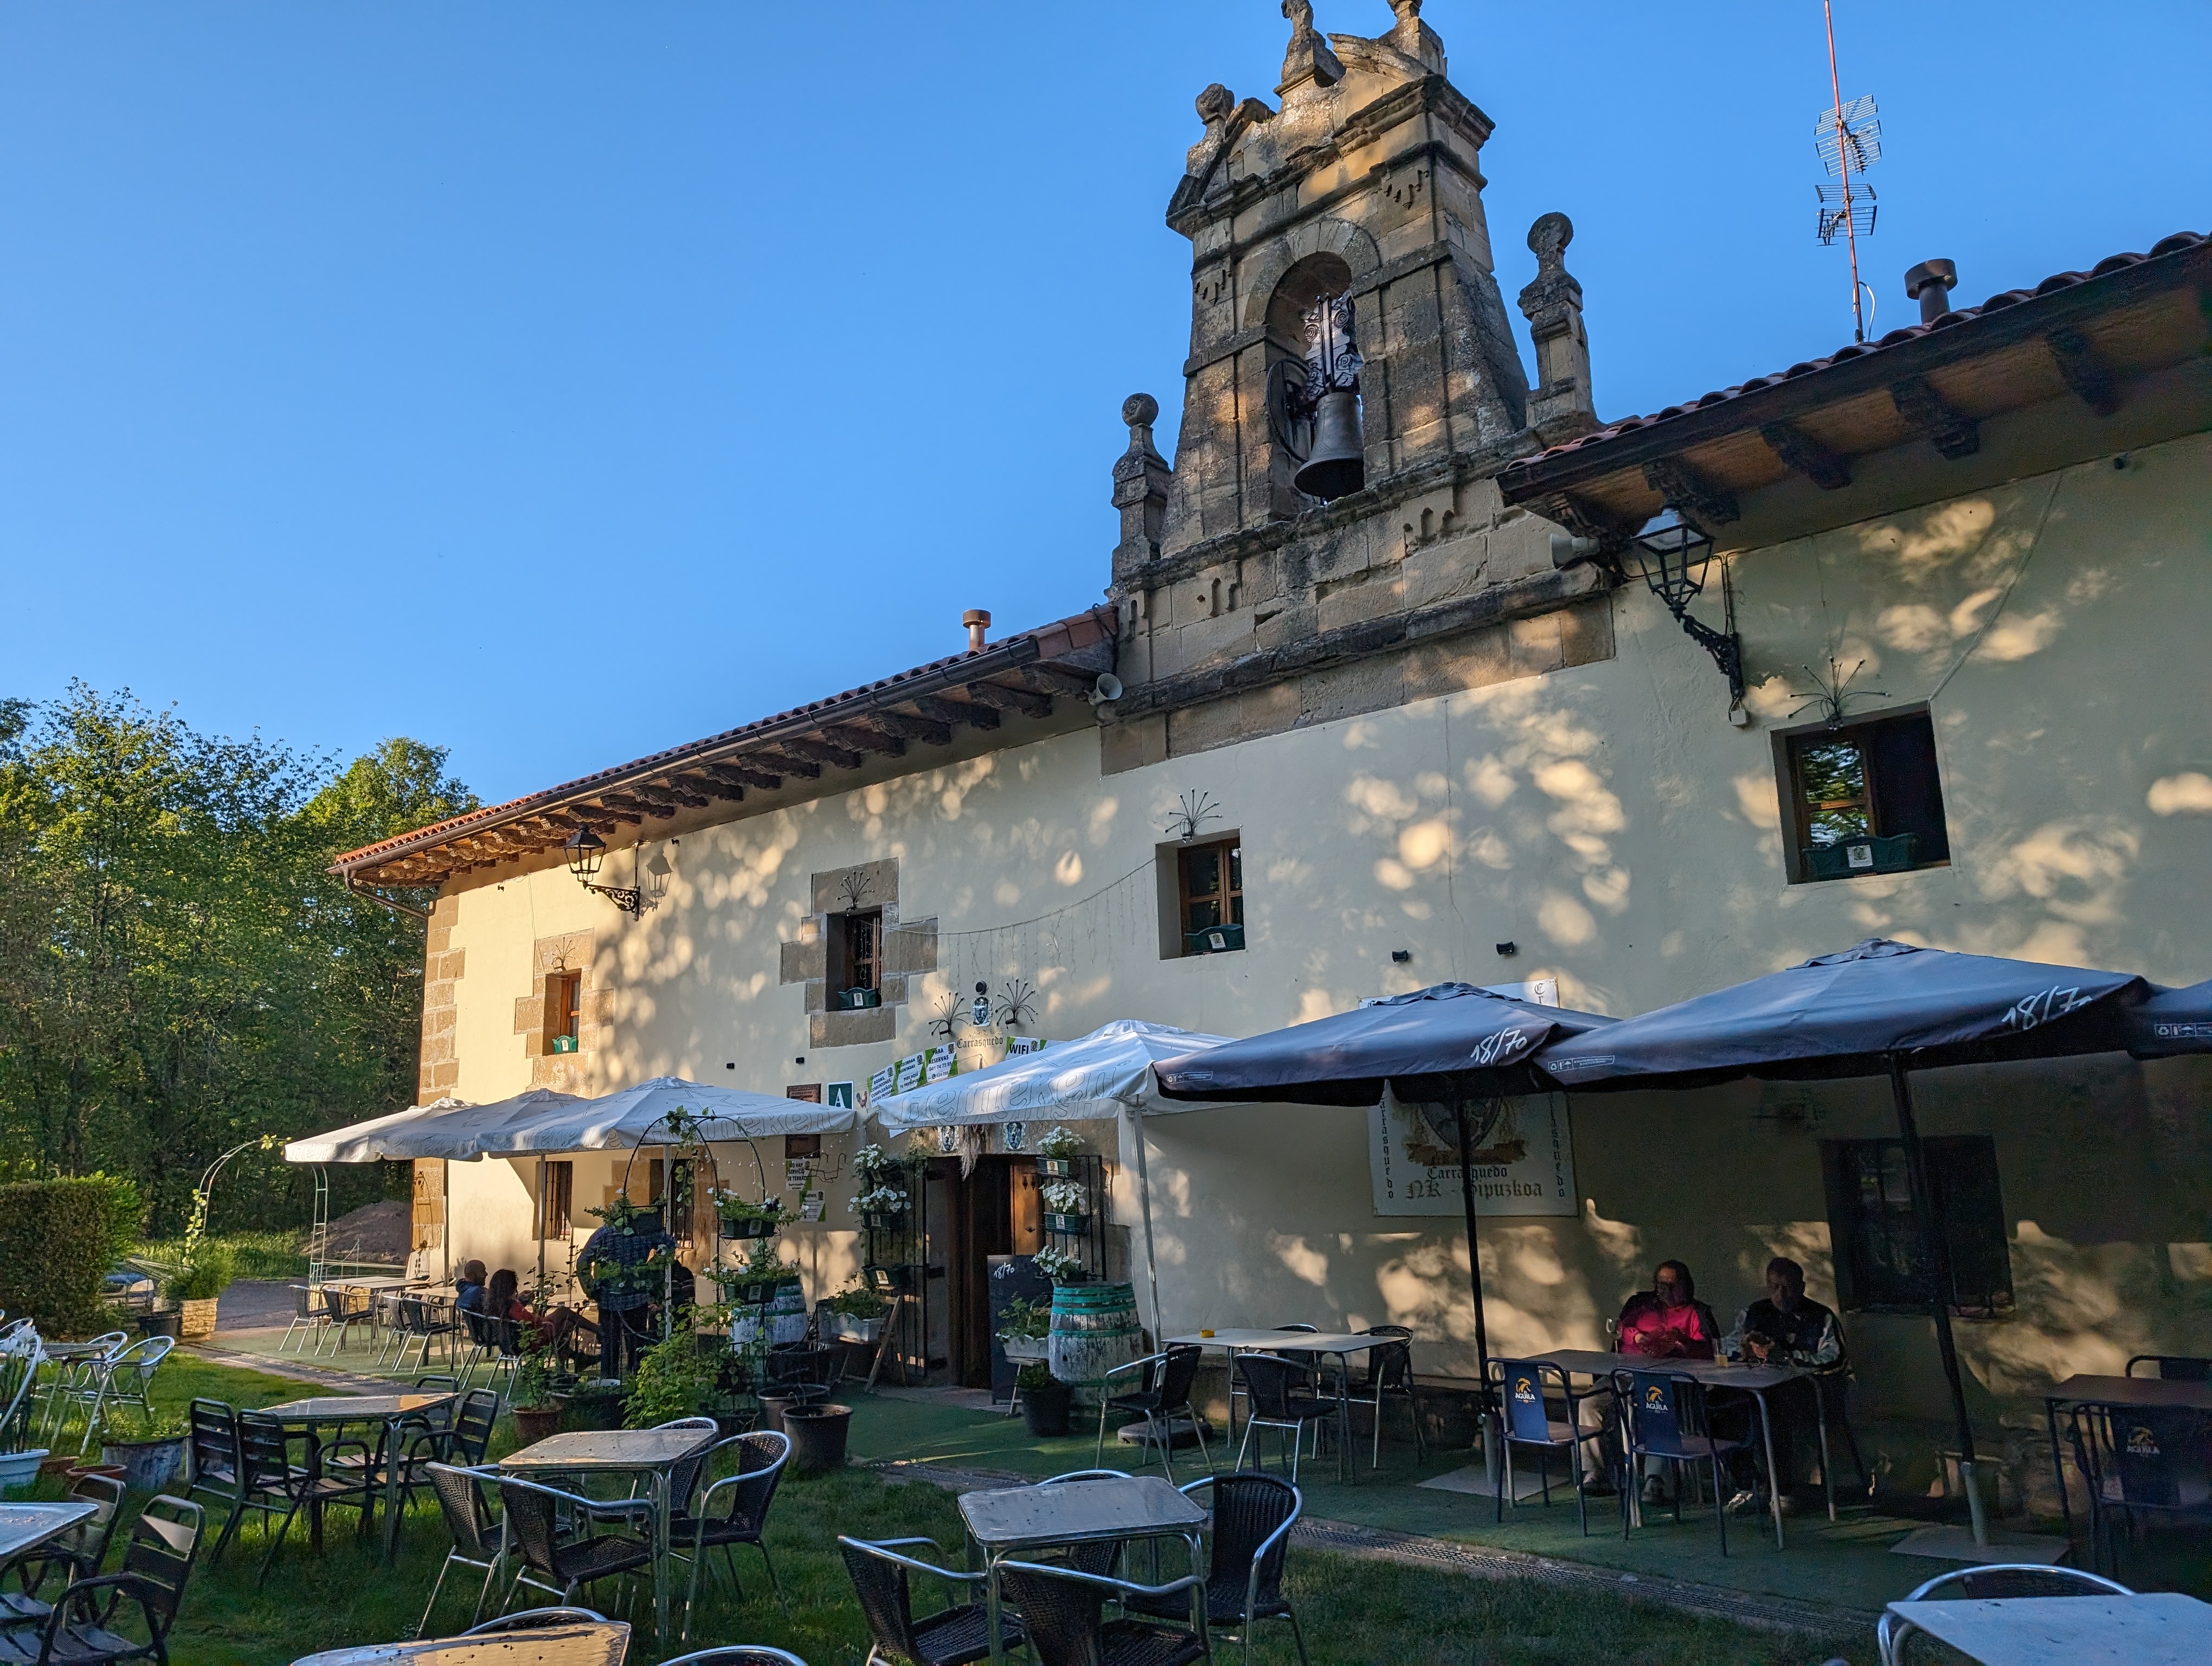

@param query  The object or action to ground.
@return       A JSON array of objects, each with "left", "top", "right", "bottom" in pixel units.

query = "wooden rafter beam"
[
  {"left": 1012, "top": 663, "right": 1098, "bottom": 697},
  {"left": 864, "top": 710, "right": 953, "bottom": 747},
  {"left": 1889, "top": 376, "right": 1980, "bottom": 459},
  {"left": 963, "top": 680, "right": 1052, "bottom": 719},
  {"left": 820, "top": 723, "right": 905, "bottom": 760},
  {"left": 754, "top": 749, "right": 823, "bottom": 780},
  {"left": 1758, "top": 421, "right": 1852, "bottom": 490},
  {"left": 910, "top": 694, "right": 998, "bottom": 731},
  {"left": 773, "top": 738, "right": 863, "bottom": 770},
  {"left": 2045, "top": 327, "right": 2121, "bottom": 417},
  {"left": 703, "top": 762, "right": 784, "bottom": 791}
]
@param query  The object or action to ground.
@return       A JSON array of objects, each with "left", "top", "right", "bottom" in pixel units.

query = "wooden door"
[{"left": 950, "top": 1158, "right": 1017, "bottom": 1388}]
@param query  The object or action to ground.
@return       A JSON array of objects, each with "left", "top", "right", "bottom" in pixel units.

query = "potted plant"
[
  {"left": 1034, "top": 1125, "right": 1082, "bottom": 1178},
  {"left": 98, "top": 1405, "right": 189, "bottom": 1493},
  {"left": 817, "top": 1280, "right": 890, "bottom": 1344},
  {"left": 715, "top": 1193, "right": 786, "bottom": 1241},
  {"left": 562, "top": 1379, "right": 629, "bottom": 1431},
  {"left": 167, "top": 1241, "right": 235, "bottom": 1341},
  {"left": 623, "top": 1328, "right": 725, "bottom": 1428},
  {"left": 510, "top": 1338, "right": 565, "bottom": 1445},
  {"left": 1016, "top": 1362, "right": 1073, "bottom": 1437},
  {"left": 995, "top": 1296, "right": 1051, "bottom": 1363},
  {"left": 848, "top": 1145, "right": 912, "bottom": 1229},
  {"left": 1040, "top": 1180, "right": 1090, "bottom": 1234},
  {"left": 1032, "top": 1245, "right": 1085, "bottom": 1285}
]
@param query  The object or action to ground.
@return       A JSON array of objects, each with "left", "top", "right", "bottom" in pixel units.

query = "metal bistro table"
[
  {"left": 498, "top": 1425, "right": 715, "bottom": 1644},
  {"left": 0, "top": 1501, "right": 99, "bottom": 1564},
  {"left": 2040, "top": 1373, "right": 2212, "bottom": 1542},
  {"left": 1532, "top": 1349, "right": 1834, "bottom": 1549},
  {"left": 1166, "top": 1329, "right": 1394, "bottom": 1481},
  {"left": 289, "top": 1620, "right": 630, "bottom": 1666},
  {"left": 959, "top": 1474, "right": 1211, "bottom": 1666},
  {"left": 261, "top": 1393, "right": 455, "bottom": 1564},
  {"left": 1883, "top": 1591, "right": 2212, "bottom": 1665}
]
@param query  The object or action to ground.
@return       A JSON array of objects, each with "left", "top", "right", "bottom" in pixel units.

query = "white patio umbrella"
[
  {"left": 282, "top": 1090, "right": 583, "bottom": 1164},
  {"left": 485, "top": 1075, "right": 857, "bottom": 1152},
  {"left": 871, "top": 1020, "right": 1235, "bottom": 1339}
]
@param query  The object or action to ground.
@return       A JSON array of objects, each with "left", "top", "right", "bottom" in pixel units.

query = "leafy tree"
[{"left": 0, "top": 686, "right": 476, "bottom": 1233}]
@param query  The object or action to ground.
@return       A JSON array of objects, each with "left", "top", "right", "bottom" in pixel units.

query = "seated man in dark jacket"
[{"left": 1721, "top": 1255, "right": 1846, "bottom": 1511}]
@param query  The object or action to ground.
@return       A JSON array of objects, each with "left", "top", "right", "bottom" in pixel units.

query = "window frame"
[
  {"left": 828, "top": 908, "right": 883, "bottom": 996},
  {"left": 545, "top": 970, "right": 582, "bottom": 1053},
  {"left": 1773, "top": 704, "right": 1952, "bottom": 885},
  {"left": 1173, "top": 836, "right": 1244, "bottom": 957},
  {"left": 1820, "top": 1135, "right": 2014, "bottom": 1318}
]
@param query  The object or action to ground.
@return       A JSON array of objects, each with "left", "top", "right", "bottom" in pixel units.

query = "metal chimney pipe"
[
  {"left": 1904, "top": 259, "right": 1959, "bottom": 325},
  {"left": 963, "top": 609, "right": 992, "bottom": 653}
]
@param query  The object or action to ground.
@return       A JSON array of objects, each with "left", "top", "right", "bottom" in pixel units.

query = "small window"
[
  {"left": 545, "top": 971, "right": 582, "bottom": 1053},
  {"left": 1821, "top": 1136, "right": 2012, "bottom": 1317},
  {"left": 827, "top": 909, "right": 882, "bottom": 1006},
  {"left": 1178, "top": 838, "right": 1244, "bottom": 955},
  {"left": 1780, "top": 709, "right": 1950, "bottom": 882},
  {"left": 536, "top": 1159, "right": 574, "bottom": 1240}
]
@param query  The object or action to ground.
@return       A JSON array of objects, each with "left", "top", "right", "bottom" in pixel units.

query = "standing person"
[
  {"left": 1720, "top": 1257, "right": 1845, "bottom": 1513},
  {"left": 576, "top": 1208, "right": 677, "bottom": 1378}
]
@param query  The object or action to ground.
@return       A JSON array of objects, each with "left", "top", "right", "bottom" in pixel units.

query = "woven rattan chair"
[
  {"left": 1232, "top": 1355, "right": 1337, "bottom": 1482},
  {"left": 1360, "top": 1332, "right": 1425, "bottom": 1467},
  {"left": 1095, "top": 1345, "right": 1212, "bottom": 1482},
  {"left": 493, "top": 1476, "right": 654, "bottom": 1618},
  {"left": 1876, "top": 1563, "right": 2131, "bottom": 1664},
  {"left": 670, "top": 1431, "right": 790, "bottom": 1639},
  {"left": 997, "top": 1559, "right": 1208, "bottom": 1666},
  {"left": 416, "top": 1464, "right": 507, "bottom": 1638},
  {"left": 1122, "top": 1472, "right": 1306, "bottom": 1666},
  {"left": 837, "top": 1536, "right": 1020, "bottom": 1666}
]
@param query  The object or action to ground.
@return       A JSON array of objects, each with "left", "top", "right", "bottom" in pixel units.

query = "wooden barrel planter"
[{"left": 1047, "top": 1281, "right": 1141, "bottom": 1392}]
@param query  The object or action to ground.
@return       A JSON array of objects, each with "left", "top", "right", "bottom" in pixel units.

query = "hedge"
[{"left": 0, "top": 1175, "right": 143, "bottom": 1338}]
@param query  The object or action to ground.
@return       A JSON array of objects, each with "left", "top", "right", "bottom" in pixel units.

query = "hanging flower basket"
[
  {"left": 861, "top": 1210, "right": 910, "bottom": 1232},
  {"left": 721, "top": 1216, "right": 780, "bottom": 1241},
  {"left": 1036, "top": 1157, "right": 1081, "bottom": 1178},
  {"left": 1042, "top": 1212, "right": 1091, "bottom": 1235}
]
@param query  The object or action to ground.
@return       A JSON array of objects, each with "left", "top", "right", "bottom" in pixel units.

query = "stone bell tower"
[{"left": 1100, "top": 2, "right": 1611, "bottom": 773}]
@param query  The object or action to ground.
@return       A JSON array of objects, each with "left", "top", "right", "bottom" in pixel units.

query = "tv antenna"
[{"left": 1812, "top": 2, "right": 1881, "bottom": 342}]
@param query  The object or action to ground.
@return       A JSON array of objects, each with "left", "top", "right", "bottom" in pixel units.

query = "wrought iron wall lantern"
[
  {"left": 563, "top": 827, "right": 645, "bottom": 917},
  {"left": 1624, "top": 511, "right": 1745, "bottom": 707}
]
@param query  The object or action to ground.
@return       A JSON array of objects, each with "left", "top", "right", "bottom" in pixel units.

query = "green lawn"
[{"left": 27, "top": 1354, "right": 1881, "bottom": 1666}]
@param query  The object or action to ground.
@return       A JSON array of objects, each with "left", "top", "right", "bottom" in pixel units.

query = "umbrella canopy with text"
[{"left": 870, "top": 1020, "right": 1233, "bottom": 1131}]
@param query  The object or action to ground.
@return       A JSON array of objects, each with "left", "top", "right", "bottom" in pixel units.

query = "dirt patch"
[{"left": 306, "top": 1198, "right": 411, "bottom": 1264}]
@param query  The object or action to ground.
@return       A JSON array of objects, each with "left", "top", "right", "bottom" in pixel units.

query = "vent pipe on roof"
[
  {"left": 963, "top": 609, "right": 992, "bottom": 653},
  {"left": 1904, "top": 259, "right": 1958, "bottom": 324}
]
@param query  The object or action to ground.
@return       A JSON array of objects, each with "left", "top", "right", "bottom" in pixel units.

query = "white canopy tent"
[
  {"left": 871, "top": 1020, "right": 1235, "bottom": 1338},
  {"left": 283, "top": 1090, "right": 581, "bottom": 1164}
]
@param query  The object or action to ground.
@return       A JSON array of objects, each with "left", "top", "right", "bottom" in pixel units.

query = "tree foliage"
[{"left": 0, "top": 685, "right": 475, "bottom": 1233}]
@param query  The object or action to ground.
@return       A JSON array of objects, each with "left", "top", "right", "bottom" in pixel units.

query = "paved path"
[{"left": 873, "top": 1457, "right": 1871, "bottom": 1643}]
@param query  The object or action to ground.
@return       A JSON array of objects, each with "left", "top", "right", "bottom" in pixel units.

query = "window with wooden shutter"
[{"left": 1821, "top": 1136, "right": 2012, "bottom": 1317}]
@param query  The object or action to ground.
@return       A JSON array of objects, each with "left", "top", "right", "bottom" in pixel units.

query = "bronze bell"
[{"left": 1293, "top": 387, "right": 1365, "bottom": 500}]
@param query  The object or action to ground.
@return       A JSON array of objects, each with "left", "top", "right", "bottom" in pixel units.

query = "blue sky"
[{"left": 5, "top": 2, "right": 2206, "bottom": 808}]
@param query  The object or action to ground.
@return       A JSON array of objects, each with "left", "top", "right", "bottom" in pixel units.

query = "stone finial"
[
  {"left": 1195, "top": 83, "right": 1235, "bottom": 126},
  {"left": 1111, "top": 394, "right": 1173, "bottom": 586},
  {"left": 1517, "top": 213, "right": 1597, "bottom": 443},
  {"left": 1279, "top": 0, "right": 1343, "bottom": 94},
  {"left": 1385, "top": 0, "right": 1446, "bottom": 74}
]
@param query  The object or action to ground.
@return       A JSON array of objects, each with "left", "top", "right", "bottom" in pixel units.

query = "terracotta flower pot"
[{"left": 512, "top": 1405, "right": 565, "bottom": 1446}]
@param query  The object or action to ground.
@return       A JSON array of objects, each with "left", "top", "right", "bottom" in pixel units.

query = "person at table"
[
  {"left": 1618, "top": 1260, "right": 1721, "bottom": 1360},
  {"left": 576, "top": 1211, "right": 678, "bottom": 1377},
  {"left": 486, "top": 1266, "right": 599, "bottom": 1357},
  {"left": 1719, "top": 1256, "right": 1844, "bottom": 1514},
  {"left": 454, "top": 1259, "right": 488, "bottom": 1315}
]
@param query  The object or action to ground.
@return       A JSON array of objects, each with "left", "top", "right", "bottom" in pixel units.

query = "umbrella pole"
[
  {"left": 1453, "top": 1099, "right": 1498, "bottom": 1480},
  {"left": 1889, "top": 1059, "right": 1988, "bottom": 1547},
  {"left": 535, "top": 1157, "right": 548, "bottom": 1296},
  {"left": 1124, "top": 1107, "right": 1165, "bottom": 1347}
]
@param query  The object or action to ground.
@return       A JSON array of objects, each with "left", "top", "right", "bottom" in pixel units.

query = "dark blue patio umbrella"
[
  {"left": 1532, "top": 937, "right": 2157, "bottom": 1540},
  {"left": 1155, "top": 983, "right": 1615, "bottom": 1386},
  {"left": 2128, "top": 979, "right": 2212, "bottom": 1057}
]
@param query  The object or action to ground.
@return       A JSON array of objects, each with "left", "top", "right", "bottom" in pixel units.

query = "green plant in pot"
[
  {"left": 510, "top": 1336, "right": 566, "bottom": 1444},
  {"left": 817, "top": 1279, "right": 890, "bottom": 1343},
  {"left": 98, "top": 1404, "right": 190, "bottom": 1492},
  {"left": 996, "top": 1295, "right": 1051, "bottom": 1362},
  {"left": 715, "top": 1193, "right": 786, "bottom": 1241},
  {"left": 1032, "top": 1245, "right": 1084, "bottom": 1284},
  {"left": 1034, "top": 1124, "right": 1082, "bottom": 1176},
  {"left": 1016, "top": 1361, "right": 1073, "bottom": 1437},
  {"left": 623, "top": 1322, "right": 725, "bottom": 1428}
]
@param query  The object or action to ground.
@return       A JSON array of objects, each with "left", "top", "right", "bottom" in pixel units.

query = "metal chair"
[
  {"left": 416, "top": 1464, "right": 507, "bottom": 1638},
  {"left": 670, "top": 1431, "right": 790, "bottom": 1639},
  {"left": 34, "top": 1332, "right": 127, "bottom": 1446},
  {"left": 837, "top": 1536, "right": 1020, "bottom": 1666},
  {"left": 183, "top": 1400, "right": 242, "bottom": 1527},
  {"left": 379, "top": 1296, "right": 460, "bottom": 1373},
  {"left": 997, "top": 1559, "right": 1208, "bottom": 1666},
  {"left": 1036, "top": 1469, "right": 1131, "bottom": 1576},
  {"left": 2125, "top": 1353, "right": 2212, "bottom": 1381},
  {"left": 456, "top": 1309, "right": 520, "bottom": 1396},
  {"left": 1492, "top": 1359, "right": 1606, "bottom": 1535},
  {"left": 0, "top": 1495, "right": 203, "bottom": 1666},
  {"left": 659, "top": 1650, "right": 808, "bottom": 1666},
  {"left": 1360, "top": 1333, "right": 1425, "bottom": 1468},
  {"left": 1615, "top": 1369, "right": 1755, "bottom": 1556},
  {"left": 1232, "top": 1355, "right": 1338, "bottom": 1482},
  {"left": 1122, "top": 1472, "right": 1306, "bottom": 1666},
  {"left": 493, "top": 1475, "right": 655, "bottom": 1618},
  {"left": 2068, "top": 1400, "right": 2212, "bottom": 1577},
  {"left": 276, "top": 1286, "right": 327, "bottom": 1356},
  {"left": 219, "top": 1411, "right": 378, "bottom": 1585},
  {"left": 0, "top": 1471, "right": 128, "bottom": 1635},
  {"left": 442, "top": 1388, "right": 504, "bottom": 1468},
  {"left": 1876, "top": 1563, "right": 2132, "bottom": 1664},
  {"left": 317, "top": 1286, "right": 377, "bottom": 1355},
  {"left": 79, "top": 1337, "right": 175, "bottom": 1454},
  {"left": 1096, "top": 1345, "right": 1212, "bottom": 1482}
]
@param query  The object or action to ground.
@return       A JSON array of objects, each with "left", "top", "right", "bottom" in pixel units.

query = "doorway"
[{"left": 941, "top": 1156, "right": 1045, "bottom": 1387}]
